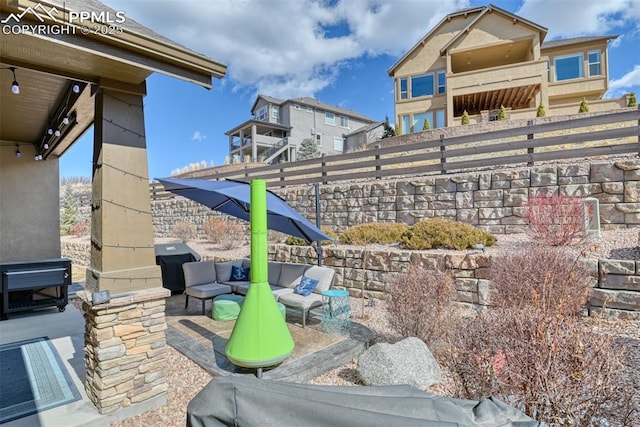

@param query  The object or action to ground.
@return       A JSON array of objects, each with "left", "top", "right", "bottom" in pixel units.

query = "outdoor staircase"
[{"left": 263, "top": 138, "right": 289, "bottom": 164}]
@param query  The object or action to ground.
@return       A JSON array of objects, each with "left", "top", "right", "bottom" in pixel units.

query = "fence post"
[
  {"left": 244, "top": 165, "right": 249, "bottom": 178},
  {"left": 374, "top": 144, "right": 381, "bottom": 180},
  {"left": 280, "top": 167, "right": 285, "bottom": 188},
  {"left": 527, "top": 119, "right": 534, "bottom": 166},
  {"left": 321, "top": 154, "right": 327, "bottom": 184},
  {"left": 440, "top": 134, "right": 446, "bottom": 173}
]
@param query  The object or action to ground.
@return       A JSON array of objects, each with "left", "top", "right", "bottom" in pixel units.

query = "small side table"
[{"left": 321, "top": 289, "right": 350, "bottom": 335}]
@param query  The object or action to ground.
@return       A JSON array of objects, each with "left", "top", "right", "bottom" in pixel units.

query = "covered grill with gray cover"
[{"left": 187, "top": 376, "right": 541, "bottom": 427}]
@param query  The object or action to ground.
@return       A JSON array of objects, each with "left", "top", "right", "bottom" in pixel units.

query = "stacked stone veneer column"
[{"left": 77, "top": 287, "right": 170, "bottom": 414}]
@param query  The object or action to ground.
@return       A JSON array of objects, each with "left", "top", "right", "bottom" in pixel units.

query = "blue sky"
[{"left": 60, "top": 0, "right": 640, "bottom": 179}]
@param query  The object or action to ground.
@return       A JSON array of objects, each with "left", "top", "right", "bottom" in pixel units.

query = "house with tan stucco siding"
[{"left": 388, "top": 4, "right": 621, "bottom": 133}]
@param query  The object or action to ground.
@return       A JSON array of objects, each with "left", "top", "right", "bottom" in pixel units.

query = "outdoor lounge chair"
[{"left": 183, "top": 261, "right": 232, "bottom": 315}]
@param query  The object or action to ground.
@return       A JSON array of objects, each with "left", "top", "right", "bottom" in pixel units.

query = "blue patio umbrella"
[{"left": 156, "top": 178, "right": 333, "bottom": 243}]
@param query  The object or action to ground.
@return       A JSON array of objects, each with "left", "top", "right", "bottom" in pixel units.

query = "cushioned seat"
[
  {"left": 213, "top": 294, "right": 244, "bottom": 321},
  {"left": 277, "top": 266, "right": 335, "bottom": 327},
  {"left": 183, "top": 261, "right": 232, "bottom": 315}
]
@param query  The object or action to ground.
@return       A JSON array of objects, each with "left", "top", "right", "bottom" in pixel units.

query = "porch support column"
[
  {"left": 83, "top": 82, "right": 168, "bottom": 415},
  {"left": 251, "top": 123, "right": 257, "bottom": 162},
  {"left": 86, "top": 84, "right": 162, "bottom": 295}
]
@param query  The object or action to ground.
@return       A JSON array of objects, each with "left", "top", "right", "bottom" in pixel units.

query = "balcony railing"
[{"left": 448, "top": 60, "right": 547, "bottom": 96}]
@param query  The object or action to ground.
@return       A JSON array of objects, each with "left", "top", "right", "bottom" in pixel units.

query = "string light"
[
  {"left": 102, "top": 118, "right": 146, "bottom": 138},
  {"left": 2, "top": 67, "right": 20, "bottom": 94}
]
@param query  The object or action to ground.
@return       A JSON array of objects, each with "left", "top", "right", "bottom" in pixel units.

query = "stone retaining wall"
[
  {"left": 269, "top": 243, "right": 639, "bottom": 319},
  {"left": 62, "top": 242, "right": 640, "bottom": 318},
  {"left": 148, "top": 158, "right": 640, "bottom": 238}
]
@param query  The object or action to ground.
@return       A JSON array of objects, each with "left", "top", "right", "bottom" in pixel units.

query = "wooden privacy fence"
[{"left": 150, "top": 107, "right": 640, "bottom": 198}]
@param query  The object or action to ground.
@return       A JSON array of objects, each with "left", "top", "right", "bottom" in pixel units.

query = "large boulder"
[{"left": 356, "top": 337, "right": 442, "bottom": 390}]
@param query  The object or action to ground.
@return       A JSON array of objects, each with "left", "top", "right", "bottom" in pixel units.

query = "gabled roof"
[
  {"left": 343, "top": 121, "right": 384, "bottom": 137},
  {"left": 439, "top": 4, "right": 547, "bottom": 55},
  {"left": 388, "top": 4, "right": 547, "bottom": 76},
  {"left": 541, "top": 35, "right": 618, "bottom": 50},
  {"left": 250, "top": 95, "right": 285, "bottom": 113},
  {"left": 250, "top": 94, "right": 377, "bottom": 123}
]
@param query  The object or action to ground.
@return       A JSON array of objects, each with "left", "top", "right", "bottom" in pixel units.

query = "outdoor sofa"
[{"left": 182, "top": 258, "right": 336, "bottom": 326}]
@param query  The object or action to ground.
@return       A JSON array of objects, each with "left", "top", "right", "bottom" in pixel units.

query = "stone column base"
[{"left": 77, "top": 287, "right": 170, "bottom": 414}]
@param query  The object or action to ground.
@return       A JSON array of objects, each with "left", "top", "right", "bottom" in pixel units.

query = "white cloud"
[
  {"left": 102, "top": 0, "right": 639, "bottom": 100},
  {"left": 101, "top": 0, "right": 469, "bottom": 98},
  {"left": 191, "top": 131, "right": 206, "bottom": 142},
  {"left": 516, "top": 0, "right": 640, "bottom": 38},
  {"left": 609, "top": 64, "right": 640, "bottom": 90}
]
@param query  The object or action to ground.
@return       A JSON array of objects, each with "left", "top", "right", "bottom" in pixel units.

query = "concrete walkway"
[{"left": 0, "top": 294, "right": 163, "bottom": 427}]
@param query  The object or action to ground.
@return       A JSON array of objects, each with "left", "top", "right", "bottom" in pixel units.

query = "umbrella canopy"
[{"left": 156, "top": 178, "right": 332, "bottom": 242}]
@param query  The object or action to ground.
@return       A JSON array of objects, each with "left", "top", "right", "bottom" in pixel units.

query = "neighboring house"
[
  {"left": 388, "top": 4, "right": 620, "bottom": 133},
  {"left": 344, "top": 121, "right": 385, "bottom": 152},
  {"left": 225, "top": 95, "right": 378, "bottom": 163}
]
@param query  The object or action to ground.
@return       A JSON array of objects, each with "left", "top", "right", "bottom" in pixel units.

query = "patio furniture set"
[{"left": 182, "top": 258, "right": 338, "bottom": 327}]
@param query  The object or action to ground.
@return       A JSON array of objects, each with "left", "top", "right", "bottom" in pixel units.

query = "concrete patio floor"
[
  {"left": 165, "top": 293, "right": 373, "bottom": 382},
  {"left": 0, "top": 287, "right": 372, "bottom": 427}
]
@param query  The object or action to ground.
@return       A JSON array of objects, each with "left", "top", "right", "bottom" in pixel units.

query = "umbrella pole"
[{"left": 315, "top": 183, "right": 323, "bottom": 266}]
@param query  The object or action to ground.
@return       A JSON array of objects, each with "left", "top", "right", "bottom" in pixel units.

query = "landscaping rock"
[{"left": 356, "top": 337, "right": 442, "bottom": 390}]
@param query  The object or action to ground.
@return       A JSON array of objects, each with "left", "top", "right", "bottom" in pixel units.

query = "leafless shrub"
[
  {"left": 443, "top": 308, "right": 637, "bottom": 426},
  {"left": 204, "top": 218, "right": 227, "bottom": 244},
  {"left": 522, "top": 194, "right": 586, "bottom": 246},
  {"left": 386, "top": 265, "right": 456, "bottom": 348},
  {"left": 204, "top": 218, "right": 247, "bottom": 249},
  {"left": 489, "top": 246, "right": 593, "bottom": 316},
  {"left": 172, "top": 221, "right": 196, "bottom": 243}
]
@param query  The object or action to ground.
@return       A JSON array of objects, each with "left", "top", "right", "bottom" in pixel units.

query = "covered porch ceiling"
[
  {"left": 0, "top": 0, "right": 226, "bottom": 161},
  {"left": 453, "top": 83, "right": 540, "bottom": 116}
]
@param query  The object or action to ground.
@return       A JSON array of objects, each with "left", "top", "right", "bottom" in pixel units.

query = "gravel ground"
[{"left": 99, "top": 229, "right": 640, "bottom": 426}]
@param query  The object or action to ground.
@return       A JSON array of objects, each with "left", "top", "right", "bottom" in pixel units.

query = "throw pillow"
[
  {"left": 230, "top": 265, "right": 250, "bottom": 281},
  {"left": 294, "top": 276, "right": 319, "bottom": 297}
]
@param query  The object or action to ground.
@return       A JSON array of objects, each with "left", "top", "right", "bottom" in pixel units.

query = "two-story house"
[
  {"left": 225, "top": 95, "right": 380, "bottom": 163},
  {"left": 388, "top": 4, "right": 619, "bottom": 133}
]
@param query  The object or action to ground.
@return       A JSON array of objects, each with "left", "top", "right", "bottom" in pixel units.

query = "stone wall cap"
[{"left": 77, "top": 287, "right": 170, "bottom": 310}]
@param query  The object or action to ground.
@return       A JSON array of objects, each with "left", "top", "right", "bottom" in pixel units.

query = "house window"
[
  {"left": 411, "top": 73, "right": 434, "bottom": 98},
  {"left": 256, "top": 106, "right": 267, "bottom": 121},
  {"left": 588, "top": 50, "right": 601, "bottom": 76},
  {"left": 340, "top": 116, "right": 349, "bottom": 128},
  {"left": 435, "top": 109, "right": 445, "bottom": 128},
  {"left": 325, "top": 112, "right": 335, "bottom": 125},
  {"left": 401, "top": 115, "right": 411, "bottom": 135},
  {"left": 437, "top": 71, "right": 446, "bottom": 95},
  {"left": 333, "top": 137, "right": 344, "bottom": 152},
  {"left": 271, "top": 106, "right": 279, "bottom": 119},
  {"left": 413, "top": 112, "right": 429, "bottom": 131},
  {"left": 554, "top": 53, "right": 583, "bottom": 81},
  {"left": 399, "top": 77, "right": 408, "bottom": 100},
  {"left": 316, "top": 134, "right": 322, "bottom": 145}
]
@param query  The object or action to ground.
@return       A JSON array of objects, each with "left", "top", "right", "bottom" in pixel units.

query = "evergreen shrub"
[
  {"left": 400, "top": 218, "right": 496, "bottom": 250},
  {"left": 338, "top": 222, "right": 409, "bottom": 245}
]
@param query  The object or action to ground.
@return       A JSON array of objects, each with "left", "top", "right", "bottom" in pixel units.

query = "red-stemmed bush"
[{"left": 522, "top": 194, "right": 586, "bottom": 246}]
